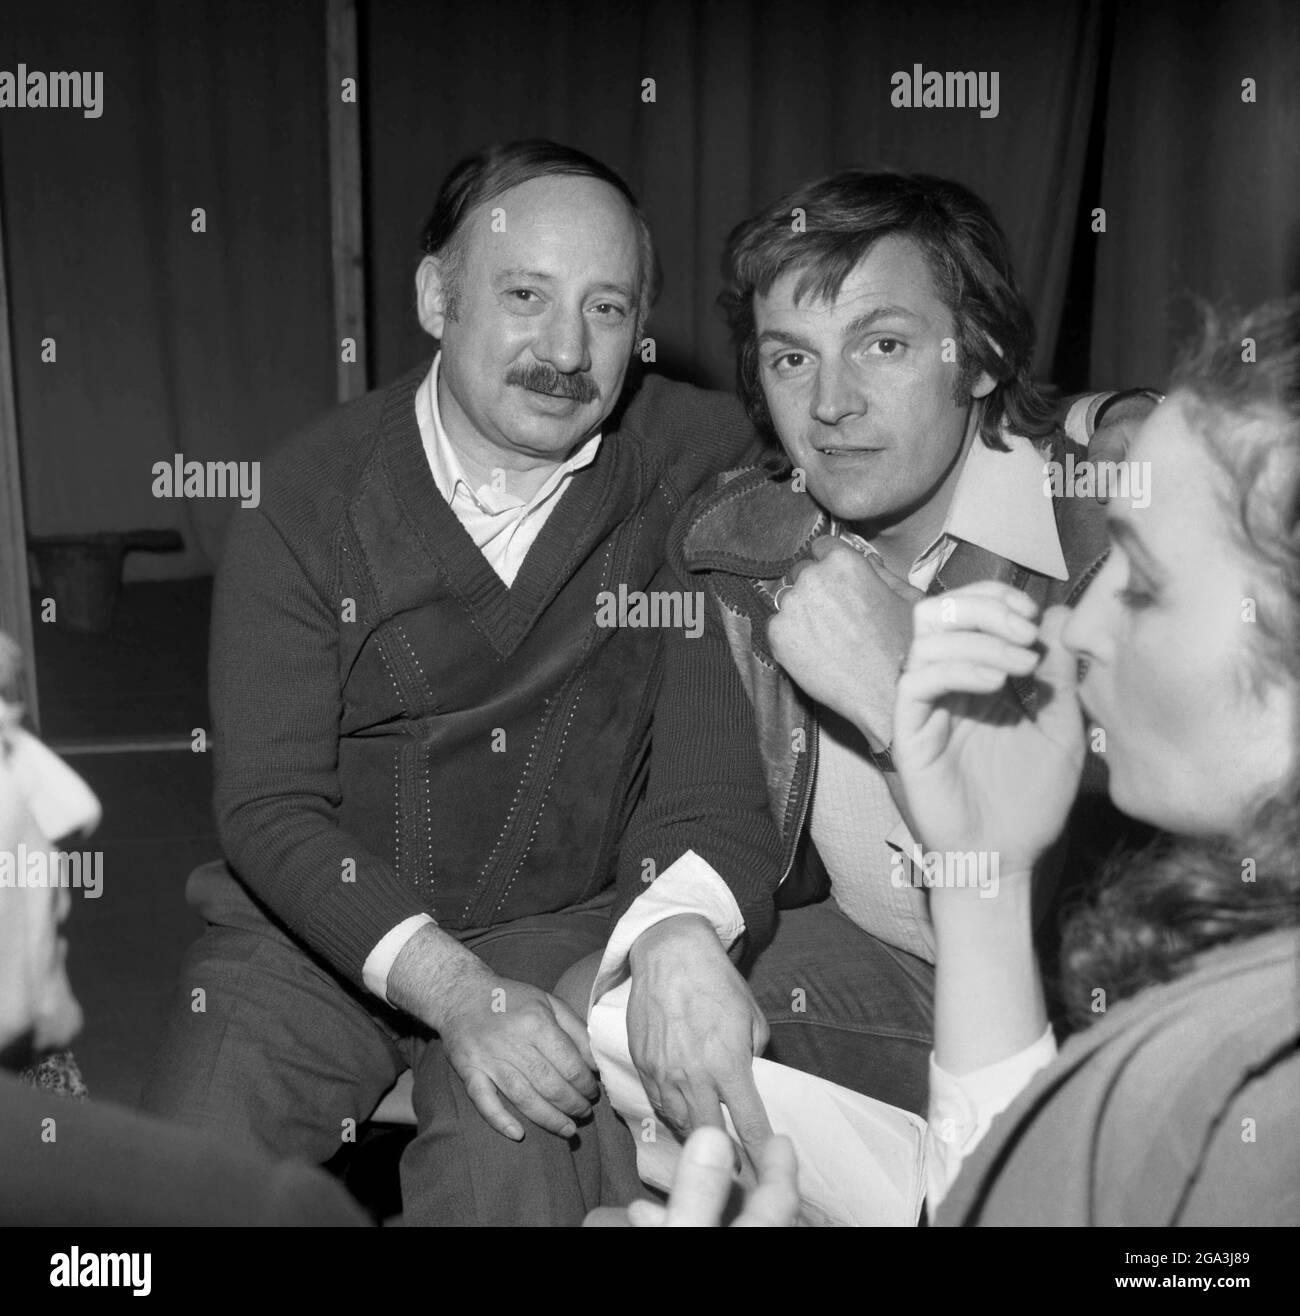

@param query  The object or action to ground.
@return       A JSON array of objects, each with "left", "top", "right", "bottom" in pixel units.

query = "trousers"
[
  {"left": 746, "top": 896, "right": 935, "bottom": 1116},
  {"left": 141, "top": 862, "right": 637, "bottom": 1226}
]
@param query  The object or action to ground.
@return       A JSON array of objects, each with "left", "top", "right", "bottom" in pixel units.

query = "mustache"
[{"left": 506, "top": 361, "right": 599, "bottom": 403}]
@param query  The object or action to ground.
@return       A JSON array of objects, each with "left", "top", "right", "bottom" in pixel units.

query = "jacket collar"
[
  {"left": 682, "top": 464, "right": 829, "bottom": 577},
  {"left": 684, "top": 428, "right": 1069, "bottom": 583}
]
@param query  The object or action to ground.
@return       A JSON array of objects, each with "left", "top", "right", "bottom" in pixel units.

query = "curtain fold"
[
  {"left": 9, "top": 0, "right": 1196, "bottom": 581},
  {"left": 365, "top": 0, "right": 1104, "bottom": 390},
  {"left": 1089, "top": 0, "right": 1300, "bottom": 390},
  {"left": 1, "top": 0, "right": 334, "bottom": 577}
]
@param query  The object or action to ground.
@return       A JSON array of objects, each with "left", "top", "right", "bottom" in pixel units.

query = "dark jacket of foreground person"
[
  {"left": 0, "top": 1072, "right": 369, "bottom": 1225},
  {"left": 935, "top": 927, "right": 1300, "bottom": 1226}
]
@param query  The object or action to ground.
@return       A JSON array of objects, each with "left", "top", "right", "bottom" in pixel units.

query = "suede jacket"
[{"left": 614, "top": 425, "right": 1111, "bottom": 943}]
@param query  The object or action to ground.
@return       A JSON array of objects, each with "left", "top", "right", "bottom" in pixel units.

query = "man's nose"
[
  {"left": 13, "top": 730, "right": 101, "bottom": 844},
  {"left": 810, "top": 358, "right": 866, "bottom": 426},
  {"left": 534, "top": 306, "right": 591, "bottom": 375}
]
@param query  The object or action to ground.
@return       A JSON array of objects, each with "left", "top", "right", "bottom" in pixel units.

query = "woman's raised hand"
[{"left": 893, "top": 584, "right": 1087, "bottom": 879}]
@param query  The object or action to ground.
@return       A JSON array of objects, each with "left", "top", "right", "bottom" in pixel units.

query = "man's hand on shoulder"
[
  {"left": 1089, "top": 391, "right": 1161, "bottom": 502},
  {"left": 388, "top": 924, "right": 598, "bottom": 1141},
  {"left": 627, "top": 913, "right": 772, "bottom": 1160}
]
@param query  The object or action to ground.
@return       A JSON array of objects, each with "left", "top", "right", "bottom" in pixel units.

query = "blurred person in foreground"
[{"left": 0, "top": 636, "right": 368, "bottom": 1225}]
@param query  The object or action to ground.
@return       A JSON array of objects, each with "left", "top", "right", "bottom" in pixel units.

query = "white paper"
[{"left": 590, "top": 976, "right": 927, "bottom": 1227}]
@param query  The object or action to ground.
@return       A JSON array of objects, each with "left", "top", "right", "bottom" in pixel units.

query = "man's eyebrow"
[
  {"left": 494, "top": 267, "right": 555, "bottom": 284},
  {"left": 493, "top": 269, "right": 636, "bottom": 300},
  {"left": 756, "top": 327, "right": 818, "bottom": 353},
  {"left": 841, "top": 306, "right": 925, "bottom": 337},
  {"left": 756, "top": 306, "right": 925, "bottom": 353},
  {"left": 589, "top": 280, "right": 638, "bottom": 300}
]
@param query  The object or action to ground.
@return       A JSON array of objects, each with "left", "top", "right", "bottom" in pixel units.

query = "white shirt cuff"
[
  {"left": 925, "top": 1024, "right": 1058, "bottom": 1209},
  {"left": 589, "top": 850, "right": 745, "bottom": 1012},
  {"left": 361, "top": 914, "right": 436, "bottom": 1003},
  {"left": 1063, "top": 391, "right": 1113, "bottom": 447}
]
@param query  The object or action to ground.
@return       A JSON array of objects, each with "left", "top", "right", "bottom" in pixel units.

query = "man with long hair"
[
  {"left": 593, "top": 170, "right": 1157, "bottom": 1162},
  {"left": 141, "top": 140, "right": 758, "bottom": 1226}
]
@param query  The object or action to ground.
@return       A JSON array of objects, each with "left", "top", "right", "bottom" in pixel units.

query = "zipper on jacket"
[{"left": 776, "top": 705, "right": 819, "bottom": 888}]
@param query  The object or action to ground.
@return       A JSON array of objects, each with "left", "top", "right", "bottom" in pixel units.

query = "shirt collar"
[
  {"left": 926, "top": 422, "right": 1069, "bottom": 582},
  {"left": 416, "top": 352, "right": 602, "bottom": 513}
]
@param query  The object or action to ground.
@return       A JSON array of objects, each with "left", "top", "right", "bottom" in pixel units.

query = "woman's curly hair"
[{"left": 1060, "top": 298, "right": 1300, "bottom": 1027}]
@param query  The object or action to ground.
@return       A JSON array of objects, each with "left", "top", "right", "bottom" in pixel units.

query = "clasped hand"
[
  {"left": 389, "top": 926, "right": 600, "bottom": 1142},
  {"left": 436, "top": 964, "right": 599, "bottom": 1140},
  {"left": 767, "top": 536, "right": 923, "bottom": 747}
]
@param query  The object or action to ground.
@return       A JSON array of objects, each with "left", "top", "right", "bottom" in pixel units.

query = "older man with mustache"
[{"left": 140, "top": 139, "right": 758, "bottom": 1227}]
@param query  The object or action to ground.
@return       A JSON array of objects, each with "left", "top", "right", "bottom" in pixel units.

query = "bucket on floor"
[
  {"left": 31, "top": 535, "right": 126, "bottom": 634},
  {"left": 30, "top": 530, "right": 184, "bottom": 635}
]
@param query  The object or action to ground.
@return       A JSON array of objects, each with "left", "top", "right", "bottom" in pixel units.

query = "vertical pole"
[
  {"left": 0, "top": 174, "right": 40, "bottom": 729},
  {"left": 327, "top": 0, "right": 368, "bottom": 401}
]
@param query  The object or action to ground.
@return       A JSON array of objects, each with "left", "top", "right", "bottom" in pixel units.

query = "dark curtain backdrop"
[
  {"left": 2, "top": 0, "right": 1296, "bottom": 578},
  {"left": 1090, "top": 0, "right": 1300, "bottom": 388},
  {"left": 365, "top": 0, "right": 1104, "bottom": 390},
  {"left": 1, "top": 0, "right": 334, "bottom": 578}
]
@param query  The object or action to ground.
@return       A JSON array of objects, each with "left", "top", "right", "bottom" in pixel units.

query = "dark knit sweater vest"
[{"left": 209, "top": 360, "right": 756, "bottom": 986}]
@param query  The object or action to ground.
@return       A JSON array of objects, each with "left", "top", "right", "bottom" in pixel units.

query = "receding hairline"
[
  {"left": 435, "top": 174, "right": 652, "bottom": 316},
  {"left": 441, "top": 174, "right": 643, "bottom": 250}
]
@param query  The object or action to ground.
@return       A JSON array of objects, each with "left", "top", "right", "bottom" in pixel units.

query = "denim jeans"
[{"left": 746, "top": 896, "right": 935, "bottom": 1117}]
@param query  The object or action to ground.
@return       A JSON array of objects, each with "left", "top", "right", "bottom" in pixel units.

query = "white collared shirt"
[
  {"left": 416, "top": 352, "right": 602, "bottom": 587},
  {"left": 360, "top": 354, "right": 603, "bottom": 1001}
]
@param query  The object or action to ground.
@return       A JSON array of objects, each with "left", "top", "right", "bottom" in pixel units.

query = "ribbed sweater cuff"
[{"left": 304, "top": 872, "right": 437, "bottom": 991}]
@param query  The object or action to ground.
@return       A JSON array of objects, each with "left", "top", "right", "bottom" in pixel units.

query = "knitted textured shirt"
[{"left": 209, "top": 361, "right": 756, "bottom": 988}]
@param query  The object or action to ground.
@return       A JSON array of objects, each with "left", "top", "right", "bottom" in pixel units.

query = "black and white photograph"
[{"left": 0, "top": 0, "right": 1296, "bottom": 1270}]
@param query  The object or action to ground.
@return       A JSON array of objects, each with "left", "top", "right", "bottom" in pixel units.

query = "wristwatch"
[{"left": 1093, "top": 387, "right": 1166, "bottom": 427}]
